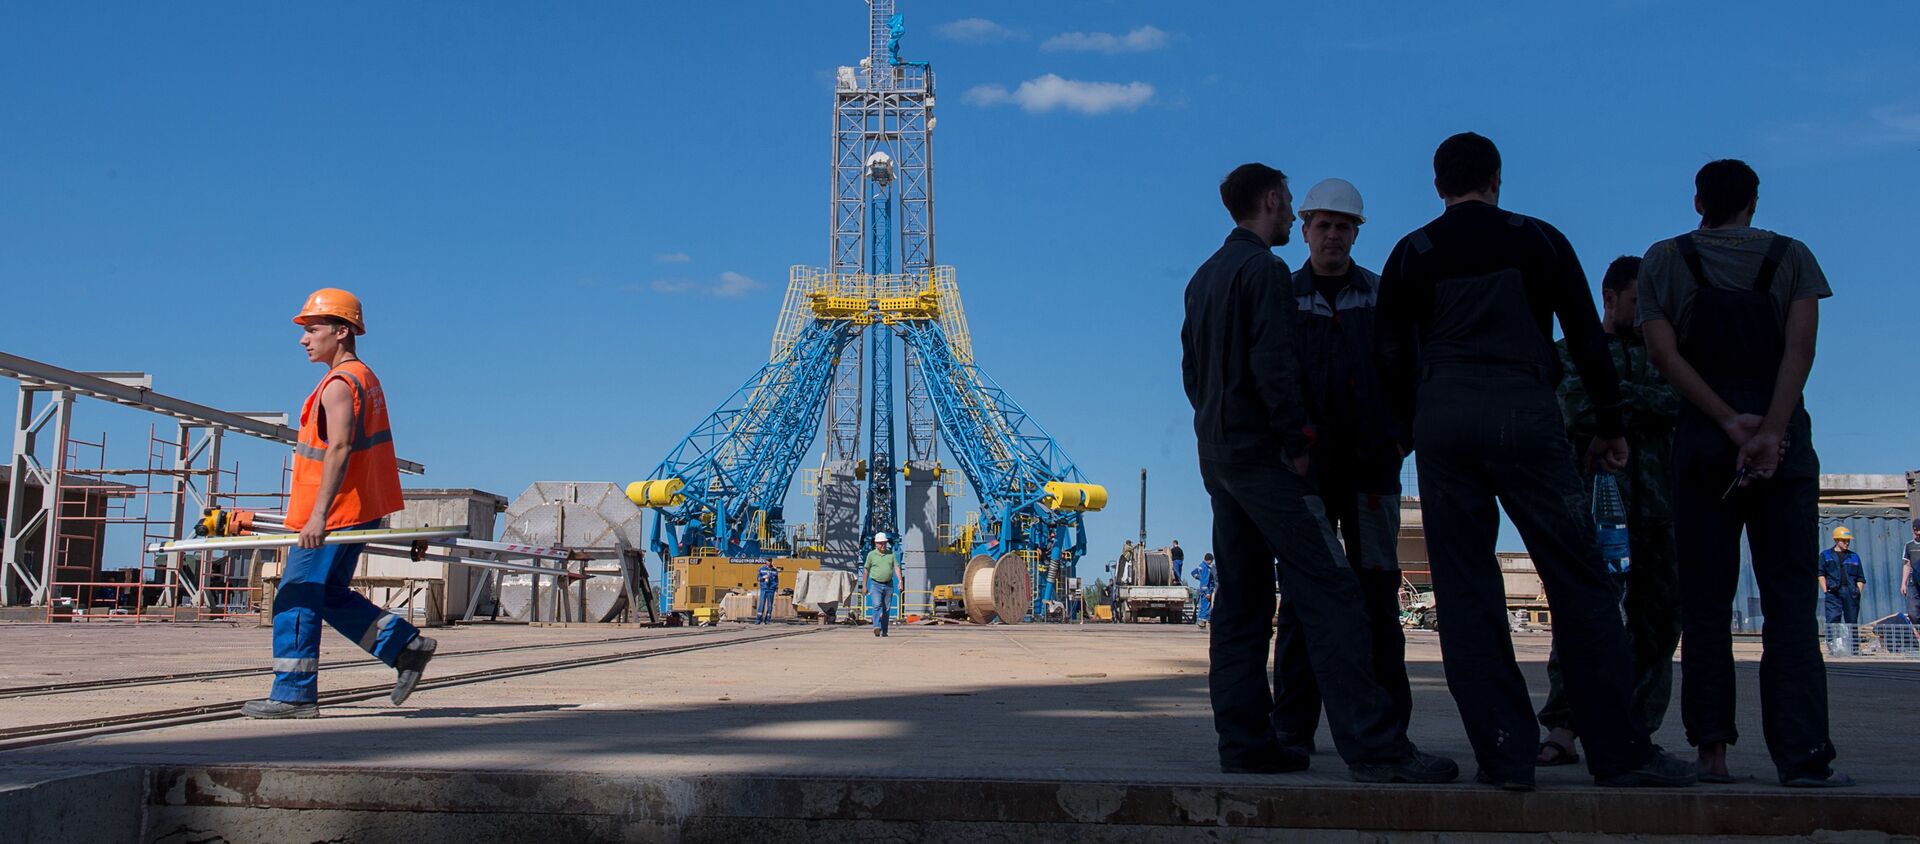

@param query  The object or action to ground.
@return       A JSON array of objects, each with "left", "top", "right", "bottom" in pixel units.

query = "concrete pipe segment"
[{"left": 495, "top": 481, "right": 646, "bottom": 623}]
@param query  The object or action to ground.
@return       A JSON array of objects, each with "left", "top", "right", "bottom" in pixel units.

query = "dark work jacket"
[
  {"left": 1182, "top": 227, "right": 1313, "bottom": 462},
  {"left": 1292, "top": 263, "right": 1402, "bottom": 493},
  {"left": 1819, "top": 548, "right": 1864, "bottom": 595}
]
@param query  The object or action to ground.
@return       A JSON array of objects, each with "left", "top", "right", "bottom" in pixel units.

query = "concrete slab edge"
[
  {"left": 0, "top": 764, "right": 146, "bottom": 844},
  {"left": 148, "top": 765, "right": 1920, "bottom": 837}
]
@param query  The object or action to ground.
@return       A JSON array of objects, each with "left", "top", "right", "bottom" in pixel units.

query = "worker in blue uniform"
[
  {"left": 1819, "top": 527, "right": 1866, "bottom": 653},
  {"left": 755, "top": 562, "right": 779, "bottom": 624},
  {"left": 1193, "top": 553, "right": 1215, "bottom": 628},
  {"left": 1903, "top": 521, "right": 1920, "bottom": 623}
]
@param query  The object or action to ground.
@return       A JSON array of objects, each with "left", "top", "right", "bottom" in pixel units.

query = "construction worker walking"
[
  {"left": 755, "top": 561, "right": 779, "bottom": 624},
  {"left": 1903, "top": 521, "right": 1920, "bottom": 622},
  {"left": 1183, "top": 162, "right": 1455, "bottom": 783},
  {"left": 1639, "top": 158, "right": 1845, "bottom": 787},
  {"left": 1819, "top": 527, "right": 1866, "bottom": 654},
  {"left": 1193, "top": 553, "right": 1215, "bottom": 629},
  {"left": 1375, "top": 134, "right": 1694, "bottom": 789},
  {"left": 1269, "top": 177, "right": 1413, "bottom": 758},
  {"left": 1536, "top": 255, "right": 1684, "bottom": 768},
  {"left": 865, "top": 532, "right": 898, "bottom": 637},
  {"left": 243, "top": 289, "right": 435, "bottom": 719}
]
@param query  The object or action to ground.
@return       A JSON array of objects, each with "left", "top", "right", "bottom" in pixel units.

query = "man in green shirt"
[{"left": 865, "top": 532, "right": 899, "bottom": 638}]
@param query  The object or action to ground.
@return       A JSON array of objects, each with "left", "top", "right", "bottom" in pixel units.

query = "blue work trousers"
[
  {"left": 870, "top": 578, "right": 896, "bottom": 634},
  {"left": 1823, "top": 589, "right": 1860, "bottom": 625},
  {"left": 1195, "top": 590, "right": 1213, "bottom": 622},
  {"left": 756, "top": 586, "right": 777, "bottom": 623},
  {"left": 271, "top": 520, "right": 419, "bottom": 703}
]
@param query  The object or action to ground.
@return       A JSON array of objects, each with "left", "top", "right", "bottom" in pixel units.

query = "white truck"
[{"left": 1111, "top": 544, "right": 1189, "bottom": 623}]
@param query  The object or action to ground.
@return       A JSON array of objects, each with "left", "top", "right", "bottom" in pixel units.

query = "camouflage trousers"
[{"left": 1539, "top": 517, "right": 1682, "bottom": 735}]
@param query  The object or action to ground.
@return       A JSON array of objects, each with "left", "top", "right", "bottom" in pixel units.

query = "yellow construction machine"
[{"left": 667, "top": 555, "right": 820, "bottom": 622}]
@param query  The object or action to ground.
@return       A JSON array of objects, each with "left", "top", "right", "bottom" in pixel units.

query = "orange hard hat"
[
  {"left": 293, "top": 288, "right": 366, "bottom": 335},
  {"left": 1832, "top": 526, "right": 1853, "bottom": 542}
]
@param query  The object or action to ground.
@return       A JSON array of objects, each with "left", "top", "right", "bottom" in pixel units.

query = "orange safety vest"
[{"left": 285, "top": 359, "right": 403, "bottom": 530}]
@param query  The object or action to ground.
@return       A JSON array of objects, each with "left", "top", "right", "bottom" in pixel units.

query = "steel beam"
[{"left": 0, "top": 351, "right": 424, "bottom": 474}]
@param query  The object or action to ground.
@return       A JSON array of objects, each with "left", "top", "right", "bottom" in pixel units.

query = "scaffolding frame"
[{"left": 1, "top": 351, "right": 425, "bottom": 617}]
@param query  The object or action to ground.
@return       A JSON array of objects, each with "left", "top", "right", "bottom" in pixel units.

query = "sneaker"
[
  {"left": 1221, "top": 749, "right": 1311, "bottom": 775},
  {"left": 1595, "top": 750, "right": 1698, "bottom": 788},
  {"left": 241, "top": 699, "right": 318, "bottom": 719},
  {"left": 1350, "top": 749, "right": 1460, "bottom": 784},
  {"left": 1475, "top": 769, "right": 1537, "bottom": 792},
  {"left": 390, "top": 636, "right": 437, "bottom": 706}
]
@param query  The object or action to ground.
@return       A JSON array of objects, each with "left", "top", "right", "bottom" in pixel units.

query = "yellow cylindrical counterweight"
[
  {"left": 1042, "top": 481, "right": 1108, "bottom": 512},
  {"left": 625, "top": 478, "right": 686, "bottom": 508}
]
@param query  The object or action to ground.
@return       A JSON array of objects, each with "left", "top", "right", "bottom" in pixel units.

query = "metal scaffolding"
[{"left": 1, "top": 351, "right": 425, "bottom": 616}]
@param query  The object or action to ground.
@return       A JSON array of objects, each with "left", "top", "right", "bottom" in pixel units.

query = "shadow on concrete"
[{"left": 6, "top": 628, "right": 1917, "bottom": 797}]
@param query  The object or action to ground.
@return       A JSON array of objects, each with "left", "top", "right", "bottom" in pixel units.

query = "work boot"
[
  {"left": 241, "top": 699, "right": 318, "bottom": 719},
  {"left": 1350, "top": 749, "right": 1460, "bottom": 784},
  {"left": 1595, "top": 750, "right": 1698, "bottom": 788},
  {"left": 1474, "top": 769, "right": 1536, "bottom": 792},
  {"left": 390, "top": 636, "right": 437, "bottom": 706},
  {"left": 1275, "top": 732, "right": 1318, "bottom": 757},
  {"left": 1221, "top": 748, "right": 1311, "bottom": 775}
]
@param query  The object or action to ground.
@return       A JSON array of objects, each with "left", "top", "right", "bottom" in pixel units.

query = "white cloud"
[
  {"left": 712, "top": 271, "right": 761, "bottom": 298},
  {"left": 653, "top": 251, "right": 692, "bottom": 263},
  {"left": 964, "top": 74, "right": 1154, "bottom": 115},
  {"left": 937, "top": 18, "right": 1023, "bottom": 44},
  {"left": 1765, "top": 102, "right": 1920, "bottom": 151},
  {"left": 1042, "top": 26, "right": 1169, "bottom": 54},
  {"left": 644, "top": 271, "right": 762, "bottom": 298},
  {"left": 1864, "top": 104, "right": 1920, "bottom": 144}
]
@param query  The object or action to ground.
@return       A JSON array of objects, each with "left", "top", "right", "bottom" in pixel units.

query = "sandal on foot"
[
  {"left": 1783, "top": 772, "right": 1855, "bottom": 788},
  {"left": 1696, "top": 766, "right": 1737, "bottom": 784},
  {"left": 1537, "top": 739, "right": 1580, "bottom": 767}
]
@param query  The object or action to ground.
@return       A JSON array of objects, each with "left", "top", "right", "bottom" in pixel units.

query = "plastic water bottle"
[{"left": 1593, "top": 472, "right": 1631, "bottom": 578}]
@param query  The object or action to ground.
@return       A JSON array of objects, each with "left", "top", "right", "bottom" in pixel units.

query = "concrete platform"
[{"left": 1, "top": 622, "right": 1916, "bottom": 842}]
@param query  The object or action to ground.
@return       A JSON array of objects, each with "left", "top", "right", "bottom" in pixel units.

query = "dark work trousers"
[
  {"left": 1272, "top": 467, "right": 1410, "bottom": 750},
  {"left": 1673, "top": 419, "right": 1834, "bottom": 781},
  {"left": 1200, "top": 454, "right": 1411, "bottom": 767},
  {"left": 1414, "top": 369, "right": 1650, "bottom": 781},
  {"left": 1822, "top": 589, "right": 1860, "bottom": 625},
  {"left": 1539, "top": 508, "right": 1682, "bottom": 735}
]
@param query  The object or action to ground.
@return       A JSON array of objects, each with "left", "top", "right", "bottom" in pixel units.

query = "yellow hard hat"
[
  {"left": 293, "top": 288, "right": 366, "bottom": 335},
  {"left": 1832, "top": 526, "right": 1853, "bottom": 541}
]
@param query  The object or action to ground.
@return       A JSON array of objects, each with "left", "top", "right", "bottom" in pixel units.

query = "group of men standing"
[{"left": 1181, "top": 132, "right": 1848, "bottom": 789}]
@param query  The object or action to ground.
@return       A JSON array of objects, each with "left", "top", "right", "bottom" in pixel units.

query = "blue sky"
[{"left": 4, "top": 1, "right": 1917, "bottom": 581}]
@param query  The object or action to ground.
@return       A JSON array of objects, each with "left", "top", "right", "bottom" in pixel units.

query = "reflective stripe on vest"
[
  {"left": 286, "top": 360, "right": 403, "bottom": 530},
  {"left": 292, "top": 429, "right": 394, "bottom": 462}
]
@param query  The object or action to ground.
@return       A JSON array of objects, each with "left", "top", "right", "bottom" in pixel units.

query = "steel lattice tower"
[{"left": 630, "top": 1, "right": 1104, "bottom": 623}]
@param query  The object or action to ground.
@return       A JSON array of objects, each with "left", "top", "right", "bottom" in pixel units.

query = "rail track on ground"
[
  {"left": 0, "top": 626, "right": 822, "bottom": 751},
  {"left": 0, "top": 627, "right": 736, "bottom": 699}
]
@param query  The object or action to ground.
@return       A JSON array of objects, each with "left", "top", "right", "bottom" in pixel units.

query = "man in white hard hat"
[
  {"left": 1269, "top": 178, "right": 1413, "bottom": 758},
  {"left": 1183, "top": 163, "right": 1456, "bottom": 783},
  {"left": 865, "top": 532, "right": 899, "bottom": 637}
]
